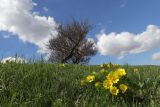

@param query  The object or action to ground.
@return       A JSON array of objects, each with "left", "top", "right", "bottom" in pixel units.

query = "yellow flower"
[
  {"left": 95, "top": 82, "right": 100, "bottom": 87},
  {"left": 62, "top": 64, "right": 65, "bottom": 67},
  {"left": 110, "top": 86, "right": 119, "bottom": 95},
  {"left": 92, "top": 71, "right": 97, "bottom": 75},
  {"left": 59, "top": 64, "right": 65, "bottom": 67},
  {"left": 107, "top": 64, "right": 111, "bottom": 68},
  {"left": 100, "top": 64, "right": 104, "bottom": 67},
  {"left": 86, "top": 75, "right": 95, "bottom": 82},
  {"left": 115, "top": 68, "right": 126, "bottom": 77},
  {"left": 119, "top": 84, "right": 128, "bottom": 93},
  {"left": 100, "top": 69, "right": 105, "bottom": 74},
  {"left": 103, "top": 80, "right": 113, "bottom": 89},
  {"left": 107, "top": 72, "right": 119, "bottom": 83},
  {"left": 80, "top": 80, "right": 85, "bottom": 86}
]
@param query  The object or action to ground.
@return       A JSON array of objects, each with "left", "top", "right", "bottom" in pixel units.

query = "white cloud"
[
  {"left": 152, "top": 52, "right": 160, "bottom": 61},
  {"left": 97, "top": 25, "right": 160, "bottom": 59},
  {"left": 0, "top": 0, "right": 58, "bottom": 54},
  {"left": 43, "top": 7, "right": 49, "bottom": 12},
  {"left": 1, "top": 57, "right": 27, "bottom": 63}
]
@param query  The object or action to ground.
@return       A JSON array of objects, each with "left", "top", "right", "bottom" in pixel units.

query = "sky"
[{"left": 1, "top": 0, "right": 160, "bottom": 65}]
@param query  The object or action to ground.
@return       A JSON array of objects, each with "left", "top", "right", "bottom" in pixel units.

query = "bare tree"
[{"left": 47, "top": 19, "right": 97, "bottom": 64}]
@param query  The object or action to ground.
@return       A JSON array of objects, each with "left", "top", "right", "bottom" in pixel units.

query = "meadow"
[{"left": 0, "top": 62, "right": 159, "bottom": 107}]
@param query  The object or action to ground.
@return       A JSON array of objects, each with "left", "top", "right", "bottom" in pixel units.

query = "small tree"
[{"left": 47, "top": 19, "right": 97, "bottom": 64}]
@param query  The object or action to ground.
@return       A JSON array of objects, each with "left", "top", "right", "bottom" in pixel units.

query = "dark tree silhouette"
[{"left": 47, "top": 19, "right": 97, "bottom": 64}]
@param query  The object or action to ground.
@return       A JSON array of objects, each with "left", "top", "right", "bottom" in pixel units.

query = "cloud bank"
[
  {"left": 1, "top": 57, "right": 27, "bottom": 63},
  {"left": 97, "top": 25, "right": 160, "bottom": 59},
  {"left": 0, "top": 0, "right": 58, "bottom": 54}
]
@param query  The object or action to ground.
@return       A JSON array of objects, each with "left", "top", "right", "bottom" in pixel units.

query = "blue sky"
[{"left": 1, "top": 0, "right": 160, "bottom": 65}]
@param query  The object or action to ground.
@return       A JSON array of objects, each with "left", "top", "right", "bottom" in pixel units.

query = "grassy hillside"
[{"left": 0, "top": 63, "right": 159, "bottom": 107}]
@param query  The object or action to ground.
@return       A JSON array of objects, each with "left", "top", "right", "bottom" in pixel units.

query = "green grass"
[{"left": 0, "top": 63, "right": 159, "bottom": 107}]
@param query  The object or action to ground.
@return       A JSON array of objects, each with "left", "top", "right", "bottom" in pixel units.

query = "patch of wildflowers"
[
  {"left": 86, "top": 75, "right": 95, "bottom": 82},
  {"left": 81, "top": 63, "right": 128, "bottom": 96}
]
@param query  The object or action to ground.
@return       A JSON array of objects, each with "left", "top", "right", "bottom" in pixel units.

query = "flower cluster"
[
  {"left": 103, "top": 68, "right": 127, "bottom": 95},
  {"left": 81, "top": 63, "right": 128, "bottom": 96}
]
